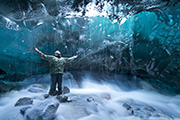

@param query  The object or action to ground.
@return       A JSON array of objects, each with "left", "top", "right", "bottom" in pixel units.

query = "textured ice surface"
[{"left": 0, "top": 0, "right": 180, "bottom": 94}]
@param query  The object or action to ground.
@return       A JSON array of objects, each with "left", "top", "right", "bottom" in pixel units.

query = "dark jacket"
[{"left": 36, "top": 50, "right": 76, "bottom": 75}]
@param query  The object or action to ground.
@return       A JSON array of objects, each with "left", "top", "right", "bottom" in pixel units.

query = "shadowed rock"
[
  {"left": 122, "top": 100, "right": 173, "bottom": 120},
  {"left": 27, "top": 84, "right": 48, "bottom": 93},
  {"left": 14, "top": 97, "right": 33, "bottom": 106},
  {"left": 56, "top": 95, "right": 68, "bottom": 103},
  {"left": 20, "top": 106, "right": 32, "bottom": 115},
  {"left": 25, "top": 99, "right": 59, "bottom": 120},
  {"left": 62, "top": 86, "right": 70, "bottom": 94}
]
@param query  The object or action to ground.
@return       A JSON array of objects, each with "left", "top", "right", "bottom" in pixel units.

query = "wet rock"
[
  {"left": 25, "top": 99, "right": 59, "bottom": 120},
  {"left": 33, "top": 94, "right": 49, "bottom": 101},
  {"left": 87, "top": 97, "right": 95, "bottom": 102},
  {"left": 0, "top": 81, "right": 13, "bottom": 93},
  {"left": 30, "top": 84, "right": 48, "bottom": 89},
  {"left": 122, "top": 103, "right": 134, "bottom": 115},
  {"left": 28, "top": 87, "right": 46, "bottom": 93},
  {"left": 122, "top": 100, "right": 173, "bottom": 120},
  {"left": 85, "top": 96, "right": 99, "bottom": 115},
  {"left": 86, "top": 95, "right": 101, "bottom": 104},
  {"left": 62, "top": 86, "right": 70, "bottom": 94},
  {"left": 100, "top": 93, "right": 111, "bottom": 100},
  {"left": 58, "top": 101, "right": 89, "bottom": 119},
  {"left": 0, "top": 81, "right": 22, "bottom": 94},
  {"left": 27, "top": 84, "right": 48, "bottom": 93},
  {"left": 44, "top": 94, "right": 49, "bottom": 99},
  {"left": 20, "top": 106, "right": 32, "bottom": 115},
  {"left": 14, "top": 97, "right": 33, "bottom": 106},
  {"left": 56, "top": 95, "right": 68, "bottom": 103}
]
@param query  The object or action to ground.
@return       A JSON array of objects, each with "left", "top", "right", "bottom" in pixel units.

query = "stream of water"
[{"left": 0, "top": 72, "right": 180, "bottom": 120}]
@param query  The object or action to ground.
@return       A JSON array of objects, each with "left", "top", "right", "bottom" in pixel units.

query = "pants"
[{"left": 49, "top": 73, "right": 63, "bottom": 95}]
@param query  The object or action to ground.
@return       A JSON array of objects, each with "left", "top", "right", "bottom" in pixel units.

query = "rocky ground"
[{"left": 6, "top": 83, "right": 174, "bottom": 120}]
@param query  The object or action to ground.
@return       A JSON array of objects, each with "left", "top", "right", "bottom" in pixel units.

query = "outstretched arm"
[
  {"left": 34, "top": 46, "right": 39, "bottom": 52},
  {"left": 73, "top": 55, "right": 78, "bottom": 59},
  {"left": 65, "top": 55, "right": 78, "bottom": 62},
  {"left": 34, "top": 46, "right": 53, "bottom": 61}
]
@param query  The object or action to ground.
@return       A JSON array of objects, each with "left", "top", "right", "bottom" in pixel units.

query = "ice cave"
[{"left": 0, "top": 0, "right": 180, "bottom": 120}]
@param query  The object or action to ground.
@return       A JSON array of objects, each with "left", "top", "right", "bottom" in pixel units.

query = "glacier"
[
  {"left": 1, "top": 0, "right": 180, "bottom": 120},
  {"left": 0, "top": 0, "right": 180, "bottom": 95}
]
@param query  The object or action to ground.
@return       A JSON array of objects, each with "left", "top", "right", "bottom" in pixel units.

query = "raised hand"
[
  {"left": 34, "top": 46, "right": 38, "bottom": 52},
  {"left": 74, "top": 55, "right": 78, "bottom": 58}
]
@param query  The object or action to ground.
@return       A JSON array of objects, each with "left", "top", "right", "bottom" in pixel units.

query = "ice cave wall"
[{"left": 0, "top": 0, "right": 180, "bottom": 94}]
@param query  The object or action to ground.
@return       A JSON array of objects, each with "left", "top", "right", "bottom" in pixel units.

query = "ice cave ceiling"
[{"left": 0, "top": 0, "right": 180, "bottom": 93}]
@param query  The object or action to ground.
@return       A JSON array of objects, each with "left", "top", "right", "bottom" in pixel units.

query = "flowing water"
[{"left": 0, "top": 71, "right": 180, "bottom": 120}]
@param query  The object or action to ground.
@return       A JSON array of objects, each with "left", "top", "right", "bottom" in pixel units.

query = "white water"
[{"left": 0, "top": 72, "right": 180, "bottom": 120}]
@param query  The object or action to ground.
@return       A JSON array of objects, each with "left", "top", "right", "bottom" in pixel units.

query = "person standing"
[{"left": 34, "top": 46, "right": 78, "bottom": 96}]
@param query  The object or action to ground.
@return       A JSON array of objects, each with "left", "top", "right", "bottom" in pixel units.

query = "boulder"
[
  {"left": 44, "top": 94, "right": 49, "bottom": 99},
  {"left": 0, "top": 81, "right": 22, "bottom": 94},
  {"left": 20, "top": 106, "right": 32, "bottom": 115},
  {"left": 122, "top": 100, "right": 173, "bottom": 120},
  {"left": 33, "top": 94, "right": 49, "bottom": 100},
  {"left": 100, "top": 93, "right": 111, "bottom": 100},
  {"left": 25, "top": 99, "right": 59, "bottom": 120},
  {"left": 14, "top": 97, "right": 33, "bottom": 106},
  {"left": 62, "top": 86, "right": 70, "bottom": 94},
  {"left": 27, "top": 84, "right": 48, "bottom": 93},
  {"left": 85, "top": 96, "right": 99, "bottom": 114},
  {"left": 87, "top": 97, "right": 95, "bottom": 102},
  {"left": 56, "top": 95, "right": 68, "bottom": 103},
  {"left": 0, "top": 81, "right": 13, "bottom": 93}
]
